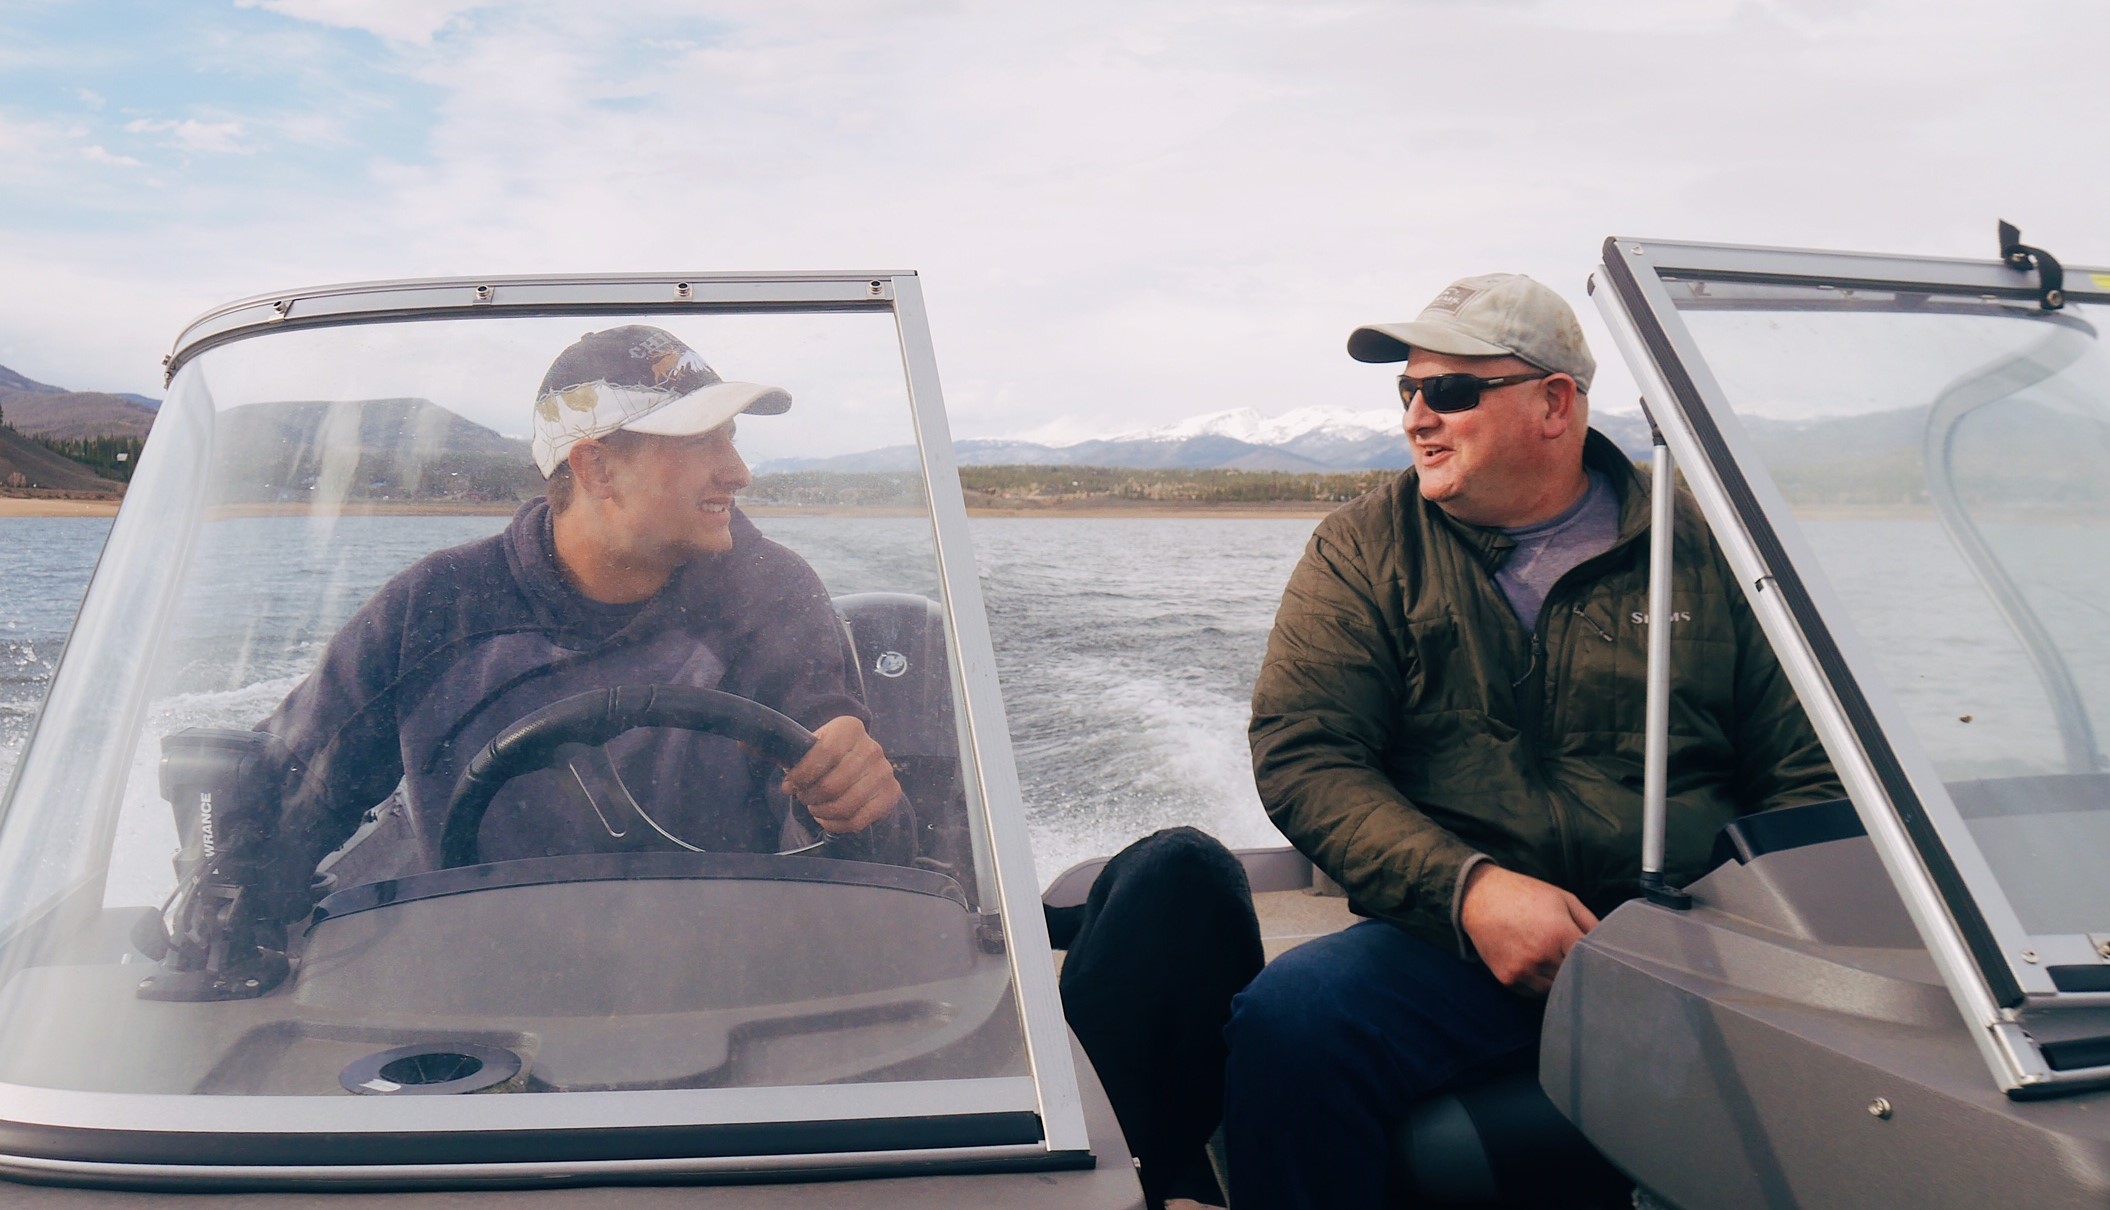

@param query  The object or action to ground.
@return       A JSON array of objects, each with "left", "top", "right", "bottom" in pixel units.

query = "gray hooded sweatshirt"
[{"left": 261, "top": 499, "right": 907, "bottom": 900}]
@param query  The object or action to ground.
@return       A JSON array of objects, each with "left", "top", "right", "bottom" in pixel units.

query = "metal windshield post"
[{"left": 1640, "top": 411, "right": 1691, "bottom": 910}]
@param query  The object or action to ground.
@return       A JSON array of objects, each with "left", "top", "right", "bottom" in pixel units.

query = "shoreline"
[
  {"left": 7, "top": 497, "right": 2106, "bottom": 524},
  {"left": 0, "top": 497, "right": 122, "bottom": 518},
  {"left": 0, "top": 497, "right": 1342, "bottom": 520}
]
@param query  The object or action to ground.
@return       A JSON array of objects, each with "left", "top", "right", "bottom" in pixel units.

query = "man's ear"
[
  {"left": 1539, "top": 374, "right": 1581, "bottom": 438},
  {"left": 567, "top": 440, "right": 617, "bottom": 500}
]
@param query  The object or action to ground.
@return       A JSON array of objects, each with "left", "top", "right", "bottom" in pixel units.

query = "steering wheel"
[{"left": 438, "top": 684, "right": 817, "bottom": 869}]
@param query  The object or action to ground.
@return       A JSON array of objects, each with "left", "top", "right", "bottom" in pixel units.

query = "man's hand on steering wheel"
[
  {"left": 444, "top": 687, "right": 899, "bottom": 868},
  {"left": 781, "top": 716, "right": 902, "bottom": 834}
]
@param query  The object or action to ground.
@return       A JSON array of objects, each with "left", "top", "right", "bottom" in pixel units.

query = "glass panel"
[
  {"left": 0, "top": 309, "right": 1026, "bottom": 1115},
  {"left": 0, "top": 384, "right": 209, "bottom": 944},
  {"left": 1668, "top": 282, "right": 2110, "bottom": 936}
]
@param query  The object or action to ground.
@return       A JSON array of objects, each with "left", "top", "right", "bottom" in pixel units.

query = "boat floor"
[{"left": 1253, "top": 886, "right": 1358, "bottom": 961}]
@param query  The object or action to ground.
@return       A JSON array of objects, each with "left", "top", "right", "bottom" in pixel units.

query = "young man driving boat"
[
  {"left": 1229, "top": 275, "right": 1842, "bottom": 1206},
  {"left": 250, "top": 325, "right": 909, "bottom": 917}
]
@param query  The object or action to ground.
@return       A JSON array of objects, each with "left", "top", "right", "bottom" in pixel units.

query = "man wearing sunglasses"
[{"left": 1228, "top": 274, "right": 1840, "bottom": 1206}]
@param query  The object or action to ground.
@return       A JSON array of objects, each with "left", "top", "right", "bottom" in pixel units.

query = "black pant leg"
[{"left": 1051, "top": 826, "right": 1264, "bottom": 1207}]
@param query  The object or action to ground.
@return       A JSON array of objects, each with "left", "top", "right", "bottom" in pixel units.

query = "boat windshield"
[
  {"left": 1666, "top": 283, "right": 2110, "bottom": 934},
  {"left": 0, "top": 280, "right": 1075, "bottom": 1179},
  {"left": 1604, "top": 253, "right": 2110, "bottom": 1019}
]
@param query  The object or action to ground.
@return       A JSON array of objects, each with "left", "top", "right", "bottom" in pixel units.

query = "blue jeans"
[{"left": 1223, "top": 920, "right": 1543, "bottom": 1208}]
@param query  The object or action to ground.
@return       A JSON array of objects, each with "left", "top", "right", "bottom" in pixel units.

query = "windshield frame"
[
  {"left": 1596, "top": 236, "right": 2110, "bottom": 1098},
  {"left": 0, "top": 272, "right": 1090, "bottom": 1183}
]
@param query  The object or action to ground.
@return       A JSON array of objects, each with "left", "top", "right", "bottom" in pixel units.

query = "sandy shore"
[{"left": 0, "top": 497, "right": 121, "bottom": 518}]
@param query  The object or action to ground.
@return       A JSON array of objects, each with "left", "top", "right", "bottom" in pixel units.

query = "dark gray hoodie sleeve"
[
  {"left": 254, "top": 567, "right": 421, "bottom": 914},
  {"left": 258, "top": 511, "right": 917, "bottom": 902},
  {"left": 719, "top": 543, "right": 915, "bottom": 865}
]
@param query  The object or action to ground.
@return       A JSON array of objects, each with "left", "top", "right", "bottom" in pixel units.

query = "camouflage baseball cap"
[
  {"left": 530, "top": 325, "right": 791, "bottom": 477},
  {"left": 1345, "top": 273, "right": 1596, "bottom": 393}
]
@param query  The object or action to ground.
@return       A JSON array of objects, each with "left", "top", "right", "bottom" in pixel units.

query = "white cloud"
[
  {"left": 124, "top": 117, "right": 249, "bottom": 154},
  {"left": 0, "top": 114, "right": 118, "bottom": 192},
  {"left": 5, "top": 0, "right": 2107, "bottom": 419},
  {"left": 76, "top": 89, "right": 104, "bottom": 110},
  {"left": 232, "top": 0, "right": 488, "bottom": 46},
  {"left": 78, "top": 144, "right": 144, "bottom": 168}
]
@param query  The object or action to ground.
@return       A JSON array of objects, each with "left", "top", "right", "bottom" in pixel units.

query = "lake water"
[
  {"left": 0, "top": 514, "right": 1315, "bottom": 888},
  {"left": 5, "top": 510, "right": 2104, "bottom": 895}
]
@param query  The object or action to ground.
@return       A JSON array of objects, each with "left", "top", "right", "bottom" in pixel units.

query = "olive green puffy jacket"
[{"left": 1249, "top": 430, "right": 1841, "bottom": 950}]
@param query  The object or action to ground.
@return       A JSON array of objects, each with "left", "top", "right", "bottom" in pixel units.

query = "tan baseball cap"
[
  {"left": 1347, "top": 273, "right": 1595, "bottom": 393},
  {"left": 530, "top": 325, "right": 791, "bottom": 477}
]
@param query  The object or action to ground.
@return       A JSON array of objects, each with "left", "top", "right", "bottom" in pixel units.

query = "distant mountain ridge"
[
  {"left": 0, "top": 364, "right": 134, "bottom": 494},
  {"left": 0, "top": 366, "right": 60, "bottom": 394},
  {"left": 1, "top": 391, "right": 159, "bottom": 441},
  {"left": 210, "top": 398, "right": 542, "bottom": 504},
  {"left": 0, "top": 376, "right": 540, "bottom": 502},
  {"left": 3, "top": 359, "right": 1661, "bottom": 476},
  {"left": 10, "top": 360, "right": 2085, "bottom": 512},
  {"left": 1104, "top": 404, "right": 1400, "bottom": 445},
  {"left": 755, "top": 405, "right": 1657, "bottom": 474},
  {"left": 0, "top": 363, "right": 161, "bottom": 441}
]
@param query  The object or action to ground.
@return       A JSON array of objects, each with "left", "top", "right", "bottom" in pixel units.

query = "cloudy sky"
[{"left": 0, "top": 0, "right": 2102, "bottom": 442}]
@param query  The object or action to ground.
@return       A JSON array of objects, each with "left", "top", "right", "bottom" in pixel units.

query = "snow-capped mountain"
[
  {"left": 1108, "top": 405, "right": 1400, "bottom": 447},
  {"left": 754, "top": 405, "right": 1652, "bottom": 475}
]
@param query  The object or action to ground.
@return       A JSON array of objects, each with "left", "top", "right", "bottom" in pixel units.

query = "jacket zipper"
[
  {"left": 1535, "top": 620, "right": 1579, "bottom": 891},
  {"left": 1498, "top": 468, "right": 1660, "bottom": 894},
  {"left": 1533, "top": 515, "right": 1660, "bottom": 888},
  {"left": 1571, "top": 604, "right": 1615, "bottom": 643},
  {"left": 1513, "top": 620, "right": 1578, "bottom": 891}
]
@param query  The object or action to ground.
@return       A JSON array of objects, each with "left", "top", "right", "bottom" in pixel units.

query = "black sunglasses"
[{"left": 1397, "top": 371, "right": 1550, "bottom": 413}]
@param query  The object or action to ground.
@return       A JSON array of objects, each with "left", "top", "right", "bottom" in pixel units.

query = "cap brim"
[
  {"left": 1346, "top": 320, "right": 1513, "bottom": 364},
  {"left": 620, "top": 380, "right": 793, "bottom": 438}
]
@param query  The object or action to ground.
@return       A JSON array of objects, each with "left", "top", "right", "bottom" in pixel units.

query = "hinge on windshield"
[
  {"left": 1998, "top": 220, "right": 2066, "bottom": 310},
  {"left": 975, "top": 909, "right": 1006, "bottom": 954}
]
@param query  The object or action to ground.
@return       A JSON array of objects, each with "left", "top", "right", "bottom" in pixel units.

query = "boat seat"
[
  {"left": 1388, "top": 1070, "right": 1629, "bottom": 1208},
  {"left": 832, "top": 592, "right": 978, "bottom": 900},
  {"left": 1199, "top": 1071, "right": 1628, "bottom": 1208},
  {"left": 1708, "top": 796, "right": 1862, "bottom": 868}
]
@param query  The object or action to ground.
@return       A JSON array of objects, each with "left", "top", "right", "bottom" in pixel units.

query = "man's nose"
[
  {"left": 1402, "top": 389, "right": 1440, "bottom": 438},
  {"left": 719, "top": 446, "right": 752, "bottom": 491}
]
